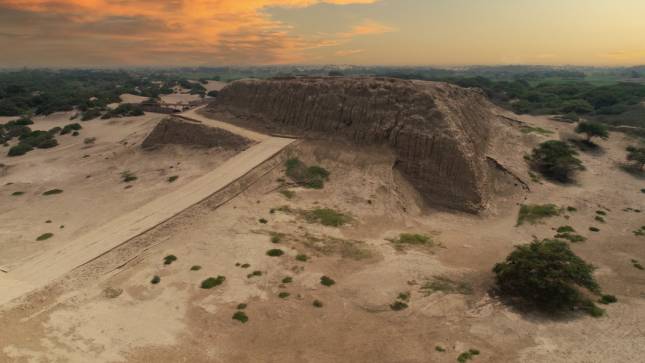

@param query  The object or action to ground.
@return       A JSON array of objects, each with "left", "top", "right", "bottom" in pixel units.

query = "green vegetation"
[
  {"left": 278, "top": 292, "right": 290, "bottom": 299},
  {"left": 313, "top": 299, "right": 324, "bottom": 308},
  {"left": 435, "top": 346, "right": 446, "bottom": 353},
  {"left": 190, "top": 265, "right": 202, "bottom": 271},
  {"left": 303, "top": 208, "right": 351, "bottom": 227},
  {"left": 493, "top": 239, "right": 603, "bottom": 316},
  {"left": 167, "top": 175, "right": 179, "bottom": 183},
  {"left": 388, "top": 233, "right": 434, "bottom": 250},
  {"left": 589, "top": 226, "right": 600, "bottom": 232},
  {"left": 163, "top": 255, "right": 177, "bottom": 265},
  {"left": 270, "top": 232, "right": 283, "bottom": 243},
  {"left": 285, "top": 158, "right": 330, "bottom": 189},
  {"left": 520, "top": 125, "right": 553, "bottom": 135},
  {"left": 102, "top": 103, "right": 144, "bottom": 119},
  {"left": 594, "top": 215, "right": 605, "bottom": 223},
  {"left": 599, "top": 294, "right": 617, "bottom": 304},
  {"left": 258, "top": 218, "right": 268, "bottom": 224},
  {"left": 528, "top": 141, "right": 584, "bottom": 182},
  {"left": 11, "top": 191, "right": 24, "bottom": 196},
  {"left": 7, "top": 143, "right": 33, "bottom": 157},
  {"left": 302, "top": 235, "right": 372, "bottom": 260},
  {"left": 60, "top": 123, "right": 82, "bottom": 135},
  {"left": 247, "top": 271, "right": 262, "bottom": 278},
  {"left": 279, "top": 190, "right": 295, "bottom": 199},
  {"left": 281, "top": 277, "right": 293, "bottom": 284},
  {"left": 232, "top": 311, "right": 248, "bottom": 323},
  {"left": 201, "top": 276, "right": 226, "bottom": 289},
  {"left": 151, "top": 276, "right": 161, "bottom": 284},
  {"left": 237, "top": 303, "right": 247, "bottom": 310},
  {"left": 121, "top": 170, "right": 138, "bottom": 183},
  {"left": 320, "top": 275, "right": 336, "bottom": 287},
  {"left": 575, "top": 121, "right": 609, "bottom": 143},
  {"left": 295, "top": 254, "right": 308, "bottom": 262},
  {"left": 457, "top": 349, "right": 480, "bottom": 363},
  {"left": 567, "top": 206, "right": 578, "bottom": 212},
  {"left": 421, "top": 276, "right": 473, "bottom": 296},
  {"left": 36, "top": 233, "right": 54, "bottom": 241},
  {"left": 266, "top": 249, "right": 284, "bottom": 257},
  {"left": 516, "top": 204, "right": 561, "bottom": 225},
  {"left": 389, "top": 301, "right": 408, "bottom": 311},
  {"left": 632, "top": 260, "right": 644, "bottom": 270},
  {"left": 626, "top": 146, "right": 645, "bottom": 171},
  {"left": 42, "top": 189, "right": 63, "bottom": 196}
]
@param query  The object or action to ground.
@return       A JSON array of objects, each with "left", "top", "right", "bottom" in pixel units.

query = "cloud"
[{"left": 0, "top": 0, "right": 384, "bottom": 66}]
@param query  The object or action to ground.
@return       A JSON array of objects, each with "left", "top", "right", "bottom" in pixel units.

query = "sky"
[{"left": 0, "top": 0, "right": 644, "bottom": 67}]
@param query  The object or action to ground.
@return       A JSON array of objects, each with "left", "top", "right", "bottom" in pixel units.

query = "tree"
[
  {"left": 530, "top": 140, "right": 584, "bottom": 182},
  {"left": 626, "top": 146, "right": 645, "bottom": 171},
  {"left": 575, "top": 121, "right": 609, "bottom": 142},
  {"left": 493, "top": 239, "right": 602, "bottom": 315}
]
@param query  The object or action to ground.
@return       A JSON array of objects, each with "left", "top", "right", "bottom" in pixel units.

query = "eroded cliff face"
[
  {"left": 142, "top": 117, "right": 251, "bottom": 151},
  {"left": 211, "top": 77, "right": 497, "bottom": 212}
]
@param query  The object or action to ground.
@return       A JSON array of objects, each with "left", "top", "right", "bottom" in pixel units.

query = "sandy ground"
[
  {"left": 0, "top": 112, "right": 239, "bottom": 269},
  {"left": 1, "top": 110, "right": 644, "bottom": 362}
]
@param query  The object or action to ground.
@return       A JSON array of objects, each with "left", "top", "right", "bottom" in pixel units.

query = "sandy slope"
[{"left": 0, "top": 111, "right": 644, "bottom": 362}]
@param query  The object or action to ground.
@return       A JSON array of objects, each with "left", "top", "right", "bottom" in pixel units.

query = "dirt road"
[{"left": 0, "top": 114, "right": 294, "bottom": 307}]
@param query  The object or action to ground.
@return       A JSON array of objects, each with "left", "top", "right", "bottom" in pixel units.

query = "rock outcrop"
[
  {"left": 210, "top": 77, "right": 499, "bottom": 212},
  {"left": 142, "top": 117, "right": 251, "bottom": 151}
]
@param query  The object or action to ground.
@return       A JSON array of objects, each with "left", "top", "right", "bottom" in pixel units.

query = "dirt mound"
[
  {"left": 142, "top": 117, "right": 251, "bottom": 151},
  {"left": 208, "top": 77, "right": 505, "bottom": 212}
]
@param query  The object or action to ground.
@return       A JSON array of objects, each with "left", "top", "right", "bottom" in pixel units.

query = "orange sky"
[{"left": 0, "top": 0, "right": 643, "bottom": 67}]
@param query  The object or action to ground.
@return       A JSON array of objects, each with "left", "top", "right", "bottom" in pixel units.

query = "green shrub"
[
  {"left": 594, "top": 215, "right": 605, "bottom": 223},
  {"left": 237, "top": 303, "right": 247, "bottom": 310},
  {"left": 81, "top": 109, "right": 102, "bottom": 121},
  {"left": 493, "top": 239, "right": 601, "bottom": 315},
  {"left": 60, "top": 123, "right": 82, "bottom": 135},
  {"left": 589, "top": 226, "right": 600, "bottom": 232},
  {"left": 303, "top": 208, "right": 351, "bottom": 227},
  {"left": 596, "top": 210, "right": 607, "bottom": 216},
  {"left": 556, "top": 226, "right": 575, "bottom": 233},
  {"left": 278, "top": 292, "right": 290, "bottom": 299},
  {"left": 320, "top": 275, "right": 335, "bottom": 287},
  {"left": 270, "top": 233, "right": 283, "bottom": 243},
  {"left": 567, "top": 206, "right": 578, "bottom": 212},
  {"left": 457, "top": 349, "right": 480, "bottom": 363},
  {"left": 296, "top": 254, "right": 308, "bottom": 262},
  {"left": 151, "top": 275, "right": 161, "bottom": 284},
  {"left": 529, "top": 140, "right": 584, "bottom": 182},
  {"left": 282, "top": 277, "right": 293, "bottom": 284},
  {"left": 266, "top": 249, "right": 284, "bottom": 257},
  {"left": 232, "top": 311, "right": 248, "bottom": 323},
  {"left": 389, "top": 233, "right": 433, "bottom": 249},
  {"left": 36, "top": 233, "right": 53, "bottom": 241},
  {"left": 280, "top": 190, "right": 295, "bottom": 199},
  {"left": 167, "top": 175, "right": 179, "bottom": 183},
  {"left": 11, "top": 191, "right": 24, "bottom": 196},
  {"left": 390, "top": 301, "right": 408, "bottom": 311},
  {"left": 258, "top": 218, "right": 268, "bottom": 224},
  {"left": 247, "top": 270, "right": 262, "bottom": 278},
  {"left": 163, "top": 255, "right": 177, "bottom": 265},
  {"left": 626, "top": 145, "right": 645, "bottom": 171},
  {"left": 313, "top": 299, "right": 323, "bottom": 308},
  {"left": 575, "top": 121, "right": 609, "bottom": 142},
  {"left": 8, "top": 143, "right": 33, "bottom": 156},
  {"left": 201, "top": 276, "right": 226, "bottom": 289},
  {"left": 190, "top": 265, "right": 201, "bottom": 271},
  {"left": 285, "top": 158, "right": 330, "bottom": 189},
  {"left": 435, "top": 346, "right": 446, "bottom": 352},
  {"left": 599, "top": 294, "right": 617, "bottom": 304},
  {"left": 516, "top": 204, "right": 561, "bottom": 225},
  {"left": 42, "top": 189, "right": 63, "bottom": 195}
]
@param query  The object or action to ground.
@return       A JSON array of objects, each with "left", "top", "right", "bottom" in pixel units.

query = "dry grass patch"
[
  {"left": 302, "top": 234, "right": 372, "bottom": 260},
  {"left": 516, "top": 204, "right": 561, "bottom": 226},
  {"left": 420, "top": 276, "right": 473, "bottom": 296}
]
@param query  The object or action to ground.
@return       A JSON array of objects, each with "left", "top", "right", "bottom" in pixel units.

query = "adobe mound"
[
  {"left": 142, "top": 117, "right": 251, "bottom": 151},
  {"left": 209, "top": 77, "right": 499, "bottom": 212}
]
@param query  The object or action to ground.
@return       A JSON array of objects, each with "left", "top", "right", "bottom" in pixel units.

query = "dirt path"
[
  {"left": 0, "top": 113, "right": 294, "bottom": 306},
  {"left": 179, "top": 106, "right": 268, "bottom": 142}
]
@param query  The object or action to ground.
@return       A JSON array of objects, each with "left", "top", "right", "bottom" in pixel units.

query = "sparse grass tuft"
[
  {"left": 596, "top": 210, "right": 607, "bottom": 216},
  {"left": 36, "top": 233, "right": 53, "bottom": 241},
  {"left": 320, "top": 275, "right": 335, "bottom": 287},
  {"left": 201, "top": 276, "right": 226, "bottom": 289},
  {"left": 42, "top": 189, "right": 63, "bottom": 196},
  {"left": 388, "top": 233, "right": 434, "bottom": 250},
  {"left": 11, "top": 191, "right": 24, "bottom": 196},
  {"left": 435, "top": 346, "right": 446, "bottom": 352},
  {"left": 258, "top": 218, "right": 268, "bottom": 224},
  {"left": 247, "top": 270, "right": 262, "bottom": 278},
  {"left": 266, "top": 249, "right": 284, "bottom": 257},
  {"left": 285, "top": 158, "right": 330, "bottom": 189},
  {"left": 295, "top": 254, "right": 308, "bottom": 262},
  {"left": 303, "top": 208, "right": 351, "bottom": 227},
  {"left": 282, "top": 277, "right": 293, "bottom": 284},
  {"left": 567, "top": 206, "right": 578, "bottom": 212},
  {"left": 279, "top": 190, "right": 295, "bottom": 199},
  {"left": 163, "top": 255, "right": 177, "bottom": 265},
  {"left": 121, "top": 170, "right": 137, "bottom": 183},
  {"left": 589, "top": 226, "right": 600, "bottom": 232},
  {"left": 594, "top": 215, "right": 605, "bottom": 223},
  {"left": 632, "top": 259, "right": 644, "bottom": 270},
  {"left": 190, "top": 265, "right": 202, "bottom": 271},
  {"left": 278, "top": 292, "right": 290, "bottom": 299},
  {"left": 516, "top": 204, "right": 561, "bottom": 225},
  {"left": 302, "top": 234, "right": 372, "bottom": 260},
  {"left": 167, "top": 175, "right": 179, "bottom": 183},
  {"left": 237, "top": 303, "right": 247, "bottom": 310},
  {"left": 312, "top": 299, "right": 323, "bottom": 308},
  {"left": 421, "top": 276, "right": 473, "bottom": 296},
  {"left": 232, "top": 311, "right": 248, "bottom": 323},
  {"left": 151, "top": 275, "right": 161, "bottom": 284},
  {"left": 270, "top": 232, "right": 284, "bottom": 244}
]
